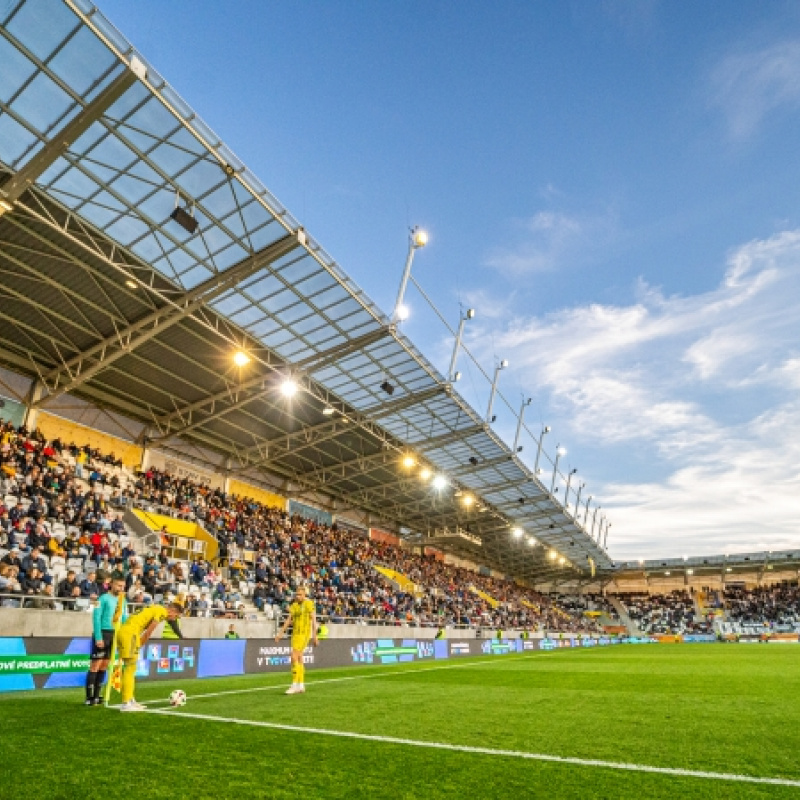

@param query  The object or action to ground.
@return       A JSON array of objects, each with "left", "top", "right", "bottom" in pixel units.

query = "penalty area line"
[
  {"left": 141, "top": 651, "right": 551, "bottom": 706},
  {"left": 143, "top": 708, "right": 800, "bottom": 789}
]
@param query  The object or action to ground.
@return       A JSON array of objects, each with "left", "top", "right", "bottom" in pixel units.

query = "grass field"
[{"left": 2, "top": 644, "right": 799, "bottom": 799}]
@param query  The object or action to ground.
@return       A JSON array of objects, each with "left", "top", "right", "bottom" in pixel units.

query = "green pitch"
[{"left": 2, "top": 644, "right": 799, "bottom": 799}]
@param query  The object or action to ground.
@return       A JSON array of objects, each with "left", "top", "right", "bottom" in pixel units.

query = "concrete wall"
[{"left": 0, "top": 608, "right": 536, "bottom": 641}]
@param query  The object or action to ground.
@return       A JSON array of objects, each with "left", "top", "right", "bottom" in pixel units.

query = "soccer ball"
[{"left": 169, "top": 689, "right": 187, "bottom": 707}]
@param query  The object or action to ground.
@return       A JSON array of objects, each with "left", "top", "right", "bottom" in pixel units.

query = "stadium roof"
[{"left": 0, "top": 0, "right": 613, "bottom": 583}]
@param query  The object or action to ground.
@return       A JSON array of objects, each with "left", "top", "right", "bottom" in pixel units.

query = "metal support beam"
[
  {"left": 33, "top": 231, "right": 302, "bottom": 406},
  {"left": 414, "top": 424, "right": 486, "bottom": 451},
  {"left": 233, "top": 384, "right": 448, "bottom": 470},
  {"left": 0, "top": 68, "right": 137, "bottom": 208},
  {"left": 149, "top": 325, "right": 394, "bottom": 441}
]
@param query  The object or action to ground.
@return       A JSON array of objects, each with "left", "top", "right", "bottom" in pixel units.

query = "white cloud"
[
  {"left": 465, "top": 229, "right": 800, "bottom": 558},
  {"left": 485, "top": 208, "right": 619, "bottom": 276},
  {"left": 710, "top": 39, "right": 800, "bottom": 140}
]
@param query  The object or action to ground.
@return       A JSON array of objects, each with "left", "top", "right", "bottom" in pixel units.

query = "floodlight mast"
[
  {"left": 550, "top": 444, "right": 566, "bottom": 494},
  {"left": 513, "top": 397, "right": 532, "bottom": 452},
  {"left": 534, "top": 425, "right": 551, "bottom": 474},
  {"left": 392, "top": 226, "right": 427, "bottom": 323},
  {"left": 448, "top": 307, "right": 475, "bottom": 382},
  {"left": 486, "top": 359, "right": 508, "bottom": 422}
]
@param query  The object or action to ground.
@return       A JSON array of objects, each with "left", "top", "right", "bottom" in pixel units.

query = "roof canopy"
[{"left": 0, "top": 0, "right": 614, "bottom": 582}]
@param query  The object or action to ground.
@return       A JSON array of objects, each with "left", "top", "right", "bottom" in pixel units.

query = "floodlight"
[
  {"left": 280, "top": 379, "right": 298, "bottom": 398},
  {"left": 170, "top": 204, "right": 198, "bottom": 235},
  {"left": 380, "top": 380, "right": 395, "bottom": 396},
  {"left": 125, "top": 280, "right": 138, "bottom": 290},
  {"left": 528, "top": 537, "right": 537, "bottom": 547},
  {"left": 466, "top": 308, "right": 476, "bottom": 319},
  {"left": 548, "top": 550, "right": 557, "bottom": 560},
  {"left": 453, "top": 371, "right": 462, "bottom": 382},
  {"left": 0, "top": 198, "right": 14, "bottom": 214},
  {"left": 419, "top": 467, "right": 432, "bottom": 481},
  {"left": 130, "top": 55, "right": 148, "bottom": 81},
  {"left": 402, "top": 455, "right": 416, "bottom": 468},
  {"left": 322, "top": 407, "right": 335, "bottom": 416},
  {"left": 432, "top": 474, "right": 448, "bottom": 490},
  {"left": 233, "top": 351, "right": 250, "bottom": 368},
  {"left": 511, "top": 527, "right": 523, "bottom": 538},
  {"left": 556, "top": 446, "right": 567, "bottom": 457},
  {"left": 412, "top": 229, "right": 429, "bottom": 248},
  {"left": 500, "top": 359, "right": 509, "bottom": 369},
  {"left": 396, "top": 304, "right": 410, "bottom": 321}
]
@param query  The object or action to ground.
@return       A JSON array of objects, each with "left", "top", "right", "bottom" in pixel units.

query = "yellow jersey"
[
  {"left": 289, "top": 599, "right": 315, "bottom": 641},
  {"left": 120, "top": 605, "right": 168, "bottom": 636}
]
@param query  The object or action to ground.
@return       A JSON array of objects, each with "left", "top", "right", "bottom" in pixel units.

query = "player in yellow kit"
[
  {"left": 117, "top": 601, "right": 183, "bottom": 712},
  {"left": 276, "top": 586, "right": 317, "bottom": 694}
]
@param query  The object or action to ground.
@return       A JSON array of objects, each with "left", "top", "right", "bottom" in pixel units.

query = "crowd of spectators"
[
  {"left": 724, "top": 584, "right": 800, "bottom": 629},
  {"left": 617, "top": 590, "right": 711, "bottom": 635},
  {"left": 0, "top": 416, "right": 613, "bottom": 631}
]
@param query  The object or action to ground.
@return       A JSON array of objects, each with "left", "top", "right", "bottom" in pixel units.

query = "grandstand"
[{"left": 2, "top": 4, "right": 800, "bottom": 798}]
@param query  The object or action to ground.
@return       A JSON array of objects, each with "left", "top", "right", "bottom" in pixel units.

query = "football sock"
[
  {"left": 297, "top": 661, "right": 305, "bottom": 685},
  {"left": 290, "top": 663, "right": 299, "bottom": 685},
  {"left": 93, "top": 670, "right": 107, "bottom": 700},
  {"left": 85, "top": 671, "right": 96, "bottom": 700},
  {"left": 121, "top": 663, "right": 136, "bottom": 703}
]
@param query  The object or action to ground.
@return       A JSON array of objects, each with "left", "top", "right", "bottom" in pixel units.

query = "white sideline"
[
  {"left": 144, "top": 707, "right": 800, "bottom": 789},
  {"left": 141, "top": 652, "right": 547, "bottom": 706}
]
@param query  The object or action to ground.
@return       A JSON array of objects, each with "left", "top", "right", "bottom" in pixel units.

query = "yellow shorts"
[
  {"left": 291, "top": 636, "right": 310, "bottom": 653},
  {"left": 117, "top": 627, "right": 141, "bottom": 661}
]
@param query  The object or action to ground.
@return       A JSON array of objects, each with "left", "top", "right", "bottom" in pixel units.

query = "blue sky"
[{"left": 98, "top": 0, "right": 800, "bottom": 559}]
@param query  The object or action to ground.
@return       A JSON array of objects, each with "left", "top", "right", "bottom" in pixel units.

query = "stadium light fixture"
[
  {"left": 449, "top": 307, "right": 476, "bottom": 383},
  {"left": 528, "top": 537, "right": 537, "bottom": 546},
  {"left": 462, "top": 494, "right": 475, "bottom": 507},
  {"left": 125, "top": 279, "right": 138, "bottom": 290},
  {"left": 233, "top": 351, "right": 250, "bottom": 368},
  {"left": 419, "top": 467, "right": 432, "bottom": 481},
  {"left": 432, "top": 474, "right": 448, "bottom": 491},
  {"left": 486, "top": 358, "right": 508, "bottom": 423},
  {"left": 170, "top": 191, "right": 199, "bottom": 235},
  {"left": 402, "top": 454, "right": 416, "bottom": 469},
  {"left": 392, "top": 225, "right": 428, "bottom": 323},
  {"left": 548, "top": 550, "right": 557, "bottom": 561},
  {"left": 396, "top": 304, "right": 410, "bottom": 321},
  {"left": 511, "top": 527, "right": 523, "bottom": 538},
  {"left": 380, "top": 379, "right": 395, "bottom": 396},
  {"left": 0, "top": 198, "right": 14, "bottom": 214},
  {"left": 412, "top": 228, "right": 429, "bottom": 248},
  {"left": 280, "top": 378, "right": 298, "bottom": 398},
  {"left": 322, "top": 406, "right": 335, "bottom": 416},
  {"left": 558, "top": 556, "right": 565, "bottom": 566}
]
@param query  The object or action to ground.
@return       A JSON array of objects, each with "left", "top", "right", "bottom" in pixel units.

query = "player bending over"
[
  {"left": 117, "top": 601, "right": 184, "bottom": 712},
  {"left": 85, "top": 571, "right": 127, "bottom": 706},
  {"left": 276, "top": 586, "right": 317, "bottom": 694}
]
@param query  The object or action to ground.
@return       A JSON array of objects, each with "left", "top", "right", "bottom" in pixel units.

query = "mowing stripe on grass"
[
  {"left": 141, "top": 651, "right": 550, "bottom": 706},
  {"left": 145, "top": 707, "right": 800, "bottom": 789}
]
